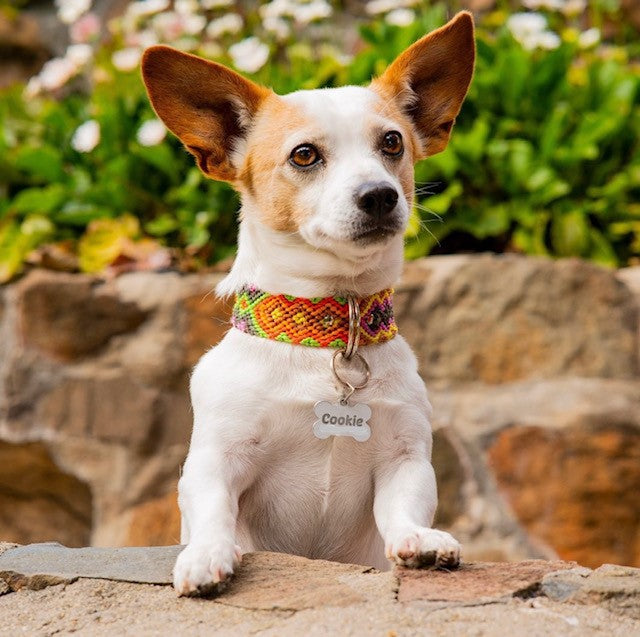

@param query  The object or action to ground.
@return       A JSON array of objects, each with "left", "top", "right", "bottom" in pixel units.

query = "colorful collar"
[{"left": 231, "top": 286, "right": 397, "bottom": 348}]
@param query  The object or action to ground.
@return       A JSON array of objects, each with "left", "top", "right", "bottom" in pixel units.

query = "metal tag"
[{"left": 313, "top": 401, "right": 371, "bottom": 442}]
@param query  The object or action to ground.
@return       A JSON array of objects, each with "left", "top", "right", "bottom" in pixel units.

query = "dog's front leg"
[
  {"left": 172, "top": 442, "right": 250, "bottom": 596},
  {"left": 374, "top": 453, "right": 461, "bottom": 569}
]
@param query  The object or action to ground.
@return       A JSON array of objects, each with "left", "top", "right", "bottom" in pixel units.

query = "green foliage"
[
  {"left": 0, "top": 3, "right": 638, "bottom": 282},
  {"left": 404, "top": 25, "right": 640, "bottom": 266}
]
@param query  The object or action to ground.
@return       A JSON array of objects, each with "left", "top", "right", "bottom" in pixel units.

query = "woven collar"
[{"left": 231, "top": 286, "right": 397, "bottom": 348}]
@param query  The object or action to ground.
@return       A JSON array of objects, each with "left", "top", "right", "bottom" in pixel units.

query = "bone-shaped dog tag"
[{"left": 313, "top": 401, "right": 372, "bottom": 442}]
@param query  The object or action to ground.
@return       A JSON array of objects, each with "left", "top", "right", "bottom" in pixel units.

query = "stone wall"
[{"left": 0, "top": 254, "right": 638, "bottom": 568}]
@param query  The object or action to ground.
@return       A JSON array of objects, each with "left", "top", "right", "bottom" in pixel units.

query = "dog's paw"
[
  {"left": 385, "top": 528, "right": 460, "bottom": 569},
  {"left": 173, "top": 541, "right": 242, "bottom": 597}
]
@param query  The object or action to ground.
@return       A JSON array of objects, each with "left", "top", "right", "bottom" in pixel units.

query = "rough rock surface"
[
  {"left": 396, "top": 559, "right": 577, "bottom": 603},
  {"left": 0, "top": 441, "right": 92, "bottom": 547},
  {"left": 0, "top": 545, "right": 639, "bottom": 636},
  {"left": 1, "top": 256, "right": 639, "bottom": 570},
  {"left": 398, "top": 255, "right": 639, "bottom": 383}
]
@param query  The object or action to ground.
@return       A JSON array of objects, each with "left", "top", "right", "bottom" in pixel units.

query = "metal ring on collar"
[
  {"left": 344, "top": 295, "right": 360, "bottom": 360},
  {"left": 331, "top": 349, "right": 370, "bottom": 399}
]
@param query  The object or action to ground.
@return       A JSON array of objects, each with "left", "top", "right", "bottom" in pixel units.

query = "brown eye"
[
  {"left": 290, "top": 144, "right": 320, "bottom": 168},
  {"left": 382, "top": 131, "right": 403, "bottom": 156}
]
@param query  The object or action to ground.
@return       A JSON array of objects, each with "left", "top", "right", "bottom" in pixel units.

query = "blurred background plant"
[{"left": 0, "top": 0, "right": 638, "bottom": 282}]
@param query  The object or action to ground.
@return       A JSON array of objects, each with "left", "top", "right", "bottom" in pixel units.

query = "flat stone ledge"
[
  {"left": 1, "top": 544, "right": 639, "bottom": 636},
  {"left": 0, "top": 543, "right": 181, "bottom": 590},
  {"left": 543, "top": 564, "right": 640, "bottom": 619},
  {"left": 1, "top": 544, "right": 639, "bottom": 616},
  {"left": 396, "top": 559, "right": 578, "bottom": 603}
]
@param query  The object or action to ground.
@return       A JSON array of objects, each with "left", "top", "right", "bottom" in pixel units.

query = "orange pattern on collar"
[{"left": 231, "top": 287, "right": 397, "bottom": 348}]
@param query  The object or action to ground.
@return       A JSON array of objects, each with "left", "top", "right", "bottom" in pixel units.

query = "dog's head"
[{"left": 141, "top": 13, "right": 475, "bottom": 260}]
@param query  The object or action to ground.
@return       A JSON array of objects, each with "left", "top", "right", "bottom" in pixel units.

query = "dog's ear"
[
  {"left": 141, "top": 45, "right": 270, "bottom": 181},
  {"left": 373, "top": 11, "right": 475, "bottom": 158}
]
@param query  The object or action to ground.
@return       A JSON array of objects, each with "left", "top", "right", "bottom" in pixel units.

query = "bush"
[{"left": 0, "top": 1, "right": 638, "bottom": 281}]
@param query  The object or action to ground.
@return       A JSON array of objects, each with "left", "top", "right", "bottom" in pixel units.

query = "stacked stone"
[{"left": 0, "top": 255, "right": 638, "bottom": 569}]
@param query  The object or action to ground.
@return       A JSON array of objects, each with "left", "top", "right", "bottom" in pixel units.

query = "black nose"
[{"left": 355, "top": 182, "right": 399, "bottom": 218}]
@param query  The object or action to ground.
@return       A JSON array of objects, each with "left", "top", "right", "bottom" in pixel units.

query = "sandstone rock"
[
  {"left": 0, "top": 548, "right": 639, "bottom": 635},
  {"left": 618, "top": 265, "right": 640, "bottom": 298},
  {"left": 487, "top": 423, "right": 640, "bottom": 569},
  {"left": 184, "top": 291, "right": 233, "bottom": 367},
  {"left": 18, "top": 271, "right": 148, "bottom": 360},
  {"left": 398, "top": 255, "right": 639, "bottom": 384},
  {"left": 2, "top": 258, "right": 640, "bottom": 565},
  {"left": 429, "top": 378, "right": 640, "bottom": 566},
  {"left": 0, "top": 543, "right": 181, "bottom": 591},
  {"left": 218, "top": 552, "right": 370, "bottom": 610},
  {"left": 126, "top": 491, "right": 181, "bottom": 547},
  {"left": 0, "top": 544, "right": 371, "bottom": 609},
  {"left": 543, "top": 564, "right": 640, "bottom": 619},
  {"left": 396, "top": 559, "right": 577, "bottom": 603},
  {"left": 0, "top": 543, "right": 18, "bottom": 558},
  {"left": 36, "top": 373, "right": 159, "bottom": 447},
  {"left": 0, "top": 441, "right": 92, "bottom": 547},
  {"left": 431, "top": 428, "right": 466, "bottom": 527}
]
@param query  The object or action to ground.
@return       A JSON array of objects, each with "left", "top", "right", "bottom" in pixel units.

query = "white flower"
[
  {"left": 175, "top": 0, "right": 198, "bottom": 14},
  {"left": 578, "top": 27, "right": 600, "bottom": 49},
  {"left": 152, "top": 12, "right": 185, "bottom": 39},
  {"left": 263, "top": 16, "right": 290, "bottom": 40},
  {"left": 183, "top": 14, "right": 207, "bottom": 35},
  {"left": 70, "top": 12, "right": 100, "bottom": 43},
  {"left": 260, "top": 0, "right": 295, "bottom": 19},
  {"left": 506, "top": 12, "right": 548, "bottom": 39},
  {"left": 71, "top": 120, "right": 100, "bottom": 152},
  {"left": 66, "top": 43, "right": 93, "bottom": 67},
  {"left": 112, "top": 47, "right": 142, "bottom": 72},
  {"left": 125, "top": 28, "right": 158, "bottom": 48},
  {"left": 55, "top": 0, "right": 92, "bottom": 24},
  {"left": 534, "top": 30, "right": 561, "bottom": 49},
  {"left": 385, "top": 8, "right": 415, "bottom": 26},
  {"left": 24, "top": 76, "right": 42, "bottom": 99},
  {"left": 522, "top": 0, "right": 564, "bottom": 10},
  {"left": 206, "top": 13, "right": 243, "bottom": 38},
  {"left": 507, "top": 12, "right": 561, "bottom": 50},
  {"left": 292, "top": 0, "right": 332, "bottom": 25},
  {"left": 229, "top": 37, "right": 270, "bottom": 73},
  {"left": 39, "top": 57, "right": 77, "bottom": 90},
  {"left": 127, "top": 0, "right": 169, "bottom": 18},
  {"left": 365, "top": 0, "right": 417, "bottom": 16},
  {"left": 201, "top": 0, "right": 233, "bottom": 8},
  {"left": 137, "top": 119, "right": 167, "bottom": 146},
  {"left": 562, "top": 0, "right": 587, "bottom": 15}
]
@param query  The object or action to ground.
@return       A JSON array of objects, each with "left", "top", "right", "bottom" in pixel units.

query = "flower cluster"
[
  {"left": 507, "top": 12, "right": 561, "bottom": 50},
  {"left": 508, "top": 2, "right": 601, "bottom": 52},
  {"left": 24, "top": 0, "right": 611, "bottom": 158}
]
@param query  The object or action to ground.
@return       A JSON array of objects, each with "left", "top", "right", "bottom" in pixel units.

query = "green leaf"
[
  {"left": 551, "top": 210, "right": 591, "bottom": 257},
  {"left": 13, "top": 145, "right": 65, "bottom": 183},
  {"left": 145, "top": 213, "right": 179, "bottom": 236},
  {"left": 0, "top": 215, "right": 54, "bottom": 282},
  {"left": 10, "top": 184, "right": 67, "bottom": 215}
]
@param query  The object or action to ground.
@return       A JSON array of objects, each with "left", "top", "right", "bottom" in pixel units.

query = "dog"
[{"left": 141, "top": 11, "right": 475, "bottom": 596}]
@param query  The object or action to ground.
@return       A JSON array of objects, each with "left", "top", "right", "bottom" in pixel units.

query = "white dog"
[{"left": 142, "top": 12, "right": 475, "bottom": 596}]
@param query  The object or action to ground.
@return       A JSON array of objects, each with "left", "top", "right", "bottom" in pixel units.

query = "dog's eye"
[
  {"left": 290, "top": 144, "right": 320, "bottom": 168},
  {"left": 382, "top": 131, "right": 403, "bottom": 156}
]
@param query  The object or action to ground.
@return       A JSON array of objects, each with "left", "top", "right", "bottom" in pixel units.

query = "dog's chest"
[{"left": 238, "top": 406, "right": 377, "bottom": 554}]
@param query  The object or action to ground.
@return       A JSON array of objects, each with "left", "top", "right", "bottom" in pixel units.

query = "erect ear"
[
  {"left": 372, "top": 11, "right": 475, "bottom": 158},
  {"left": 141, "top": 45, "right": 271, "bottom": 182}
]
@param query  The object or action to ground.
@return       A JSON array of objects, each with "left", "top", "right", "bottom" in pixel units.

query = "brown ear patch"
[
  {"left": 141, "top": 45, "right": 271, "bottom": 182},
  {"left": 372, "top": 11, "right": 475, "bottom": 158}
]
